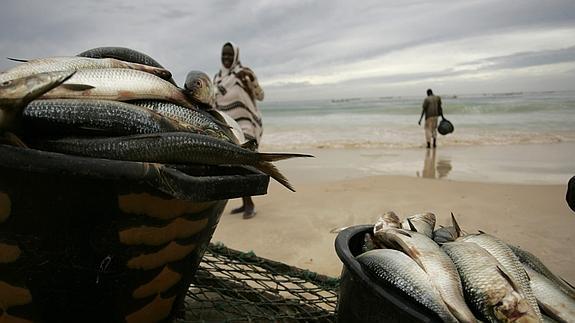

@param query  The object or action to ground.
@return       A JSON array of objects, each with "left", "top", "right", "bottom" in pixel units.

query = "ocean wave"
[{"left": 260, "top": 131, "right": 575, "bottom": 150}]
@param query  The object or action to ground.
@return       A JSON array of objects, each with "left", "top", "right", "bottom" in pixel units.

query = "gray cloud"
[
  {"left": 459, "top": 46, "right": 575, "bottom": 70},
  {"left": 1, "top": 0, "right": 575, "bottom": 101}
]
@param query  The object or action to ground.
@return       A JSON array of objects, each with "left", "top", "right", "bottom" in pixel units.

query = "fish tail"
[
  {"left": 7, "top": 57, "right": 28, "bottom": 62},
  {"left": 258, "top": 152, "right": 314, "bottom": 162},
  {"left": 255, "top": 161, "right": 295, "bottom": 192}
]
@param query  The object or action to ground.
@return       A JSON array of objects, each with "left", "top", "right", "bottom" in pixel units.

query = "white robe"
[{"left": 214, "top": 43, "right": 264, "bottom": 146}]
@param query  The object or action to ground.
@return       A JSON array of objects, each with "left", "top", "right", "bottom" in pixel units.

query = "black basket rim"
[{"left": 0, "top": 144, "right": 270, "bottom": 201}]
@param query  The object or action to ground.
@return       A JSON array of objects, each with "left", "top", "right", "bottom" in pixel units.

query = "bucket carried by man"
[{"left": 437, "top": 118, "right": 454, "bottom": 135}]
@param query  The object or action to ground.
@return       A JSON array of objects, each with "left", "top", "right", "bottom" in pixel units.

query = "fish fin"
[
  {"left": 1, "top": 132, "right": 28, "bottom": 147},
  {"left": 406, "top": 218, "right": 418, "bottom": 232},
  {"left": 560, "top": 277, "right": 575, "bottom": 290},
  {"left": 214, "top": 119, "right": 233, "bottom": 129},
  {"left": 394, "top": 229, "right": 412, "bottom": 237},
  {"left": 258, "top": 152, "right": 314, "bottom": 162},
  {"left": 151, "top": 68, "right": 172, "bottom": 80},
  {"left": 7, "top": 57, "right": 28, "bottom": 62},
  {"left": 241, "top": 139, "right": 258, "bottom": 151},
  {"left": 124, "top": 134, "right": 164, "bottom": 140},
  {"left": 497, "top": 265, "right": 522, "bottom": 291},
  {"left": 78, "top": 126, "right": 110, "bottom": 133},
  {"left": 205, "top": 110, "right": 233, "bottom": 129},
  {"left": 255, "top": 161, "right": 295, "bottom": 192},
  {"left": 60, "top": 84, "right": 95, "bottom": 91},
  {"left": 451, "top": 212, "right": 462, "bottom": 238},
  {"left": 478, "top": 230, "right": 486, "bottom": 234}
]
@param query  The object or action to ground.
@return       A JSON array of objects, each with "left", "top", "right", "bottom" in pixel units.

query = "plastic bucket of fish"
[
  {"left": 335, "top": 225, "right": 442, "bottom": 323},
  {"left": 0, "top": 145, "right": 269, "bottom": 323}
]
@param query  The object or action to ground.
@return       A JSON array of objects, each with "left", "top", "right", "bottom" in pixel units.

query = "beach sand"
[{"left": 212, "top": 143, "right": 575, "bottom": 283}]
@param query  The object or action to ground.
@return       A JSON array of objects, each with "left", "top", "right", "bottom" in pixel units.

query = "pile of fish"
[
  {"left": 357, "top": 212, "right": 575, "bottom": 322},
  {"left": 0, "top": 47, "right": 312, "bottom": 191}
]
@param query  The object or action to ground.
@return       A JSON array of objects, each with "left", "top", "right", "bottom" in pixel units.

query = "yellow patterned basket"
[{"left": 0, "top": 145, "right": 269, "bottom": 323}]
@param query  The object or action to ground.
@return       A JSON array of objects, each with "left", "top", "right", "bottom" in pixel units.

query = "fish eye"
[
  {"left": 195, "top": 80, "right": 202, "bottom": 87},
  {"left": 1, "top": 80, "right": 12, "bottom": 87}
]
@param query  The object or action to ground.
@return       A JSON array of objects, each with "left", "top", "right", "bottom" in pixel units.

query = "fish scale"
[
  {"left": 130, "top": 100, "right": 233, "bottom": 142},
  {"left": 524, "top": 266, "right": 575, "bottom": 322},
  {"left": 459, "top": 233, "right": 543, "bottom": 321},
  {"left": 39, "top": 68, "right": 194, "bottom": 109},
  {"left": 443, "top": 242, "right": 539, "bottom": 323},
  {"left": 378, "top": 228, "right": 478, "bottom": 322},
  {"left": 357, "top": 249, "right": 458, "bottom": 322},
  {"left": 0, "top": 56, "right": 170, "bottom": 83},
  {"left": 509, "top": 244, "right": 575, "bottom": 299},
  {"left": 22, "top": 99, "right": 201, "bottom": 136}
]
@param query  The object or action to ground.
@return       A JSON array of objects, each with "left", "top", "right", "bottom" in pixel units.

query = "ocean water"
[{"left": 259, "top": 91, "right": 575, "bottom": 150}]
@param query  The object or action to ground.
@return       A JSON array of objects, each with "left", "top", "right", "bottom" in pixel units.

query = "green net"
[{"left": 178, "top": 243, "right": 340, "bottom": 322}]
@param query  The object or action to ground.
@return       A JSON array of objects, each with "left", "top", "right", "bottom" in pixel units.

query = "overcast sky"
[{"left": 1, "top": 0, "right": 575, "bottom": 101}]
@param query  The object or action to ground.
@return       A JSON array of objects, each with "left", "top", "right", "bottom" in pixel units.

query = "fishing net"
[{"left": 177, "top": 243, "right": 340, "bottom": 322}]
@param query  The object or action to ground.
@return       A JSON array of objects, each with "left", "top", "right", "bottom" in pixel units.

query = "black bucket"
[
  {"left": 0, "top": 145, "right": 269, "bottom": 323},
  {"left": 334, "top": 225, "right": 442, "bottom": 323},
  {"left": 437, "top": 118, "right": 454, "bottom": 135}
]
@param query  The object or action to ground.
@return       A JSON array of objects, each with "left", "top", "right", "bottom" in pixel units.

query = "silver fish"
[
  {"left": 459, "top": 233, "right": 543, "bottom": 320},
  {"left": 524, "top": 266, "right": 575, "bottom": 323},
  {"left": 22, "top": 99, "right": 202, "bottom": 136},
  {"left": 76, "top": 46, "right": 177, "bottom": 85},
  {"left": 35, "top": 132, "right": 313, "bottom": 192},
  {"left": 443, "top": 241, "right": 540, "bottom": 323},
  {"left": 378, "top": 228, "right": 477, "bottom": 322},
  {"left": 130, "top": 100, "right": 234, "bottom": 142},
  {"left": 357, "top": 249, "right": 458, "bottom": 322},
  {"left": 0, "top": 56, "right": 171, "bottom": 82},
  {"left": 510, "top": 244, "right": 575, "bottom": 300},
  {"left": 401, "top": 212, "right": 436, "bottom": 238},
  {"left": 39, "top": 68, "right": 195, "bottom": 109}
]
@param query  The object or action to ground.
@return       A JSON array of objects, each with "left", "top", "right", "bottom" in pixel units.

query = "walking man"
[{"left": 418, "top": 89, "right": 443, "bottom": 149}]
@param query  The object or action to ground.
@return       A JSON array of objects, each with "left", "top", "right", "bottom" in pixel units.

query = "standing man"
[
  {"left": 418, "top": 89, "right": 444, "bottom": 149},
  {"left": 214, "top": 42, "right": 264, "bottom": 219}
]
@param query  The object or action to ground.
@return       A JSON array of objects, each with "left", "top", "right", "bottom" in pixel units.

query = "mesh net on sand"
[{"left": 178, "top": 243, "right": 340, "bottom": 322}]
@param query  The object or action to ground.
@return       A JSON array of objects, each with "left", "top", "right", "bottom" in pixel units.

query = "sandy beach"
[{"left": 212, "top": 142, "right": 575, "bottom": 283}]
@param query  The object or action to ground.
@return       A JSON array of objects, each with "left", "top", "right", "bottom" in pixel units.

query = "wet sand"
[{"left": 212, "top": 142, "right": 575, "bottom": 282}]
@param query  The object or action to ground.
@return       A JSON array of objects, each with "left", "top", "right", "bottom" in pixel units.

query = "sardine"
[
  {"left": 77, "top": 46, "right": 177, "bottom": 85},
  {"left": 39, "top": 69, "right": 195, "bottom": 109},
  {"left": 130, "top": 100, "right": 234, "bottom": 142},
  {"left": 0, "top": 70, "right": 75, "bottom": 134},
  {"left": 35, "top": 132, "right": 313, "bottom": 191},
  {"left": 459, "top": 233, "right": 543, "bottom": 320},
  {"left": 443, "top": 242, "right": 540, "bottom": 322},
  {"left": 524, "top": 266, "right": 575, "bottom": 323},
  {"left": 0, "top": 56, "right": 171, "bottom": 82},
  {"left": 510, "top": 244, "right": 575, "bottom": 299},
  {"left": 401, "top": 212, "right": 436, "bottom": 238},
  {"left": 377, "top": 228, "right": 477, "bottom": 322},
  {"left": 22, "top": 99, "right": 202, "bottom": 136},
  {"left": 357, "top": 249, "right": 458, "bottom": 322},
  {"left": 78, "top": 47, "right": 166, "bottom": 68}
]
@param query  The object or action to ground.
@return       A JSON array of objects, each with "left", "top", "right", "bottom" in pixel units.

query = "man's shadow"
[{"left": 418, "top": 149, "right": 452, "bottom": 179}]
